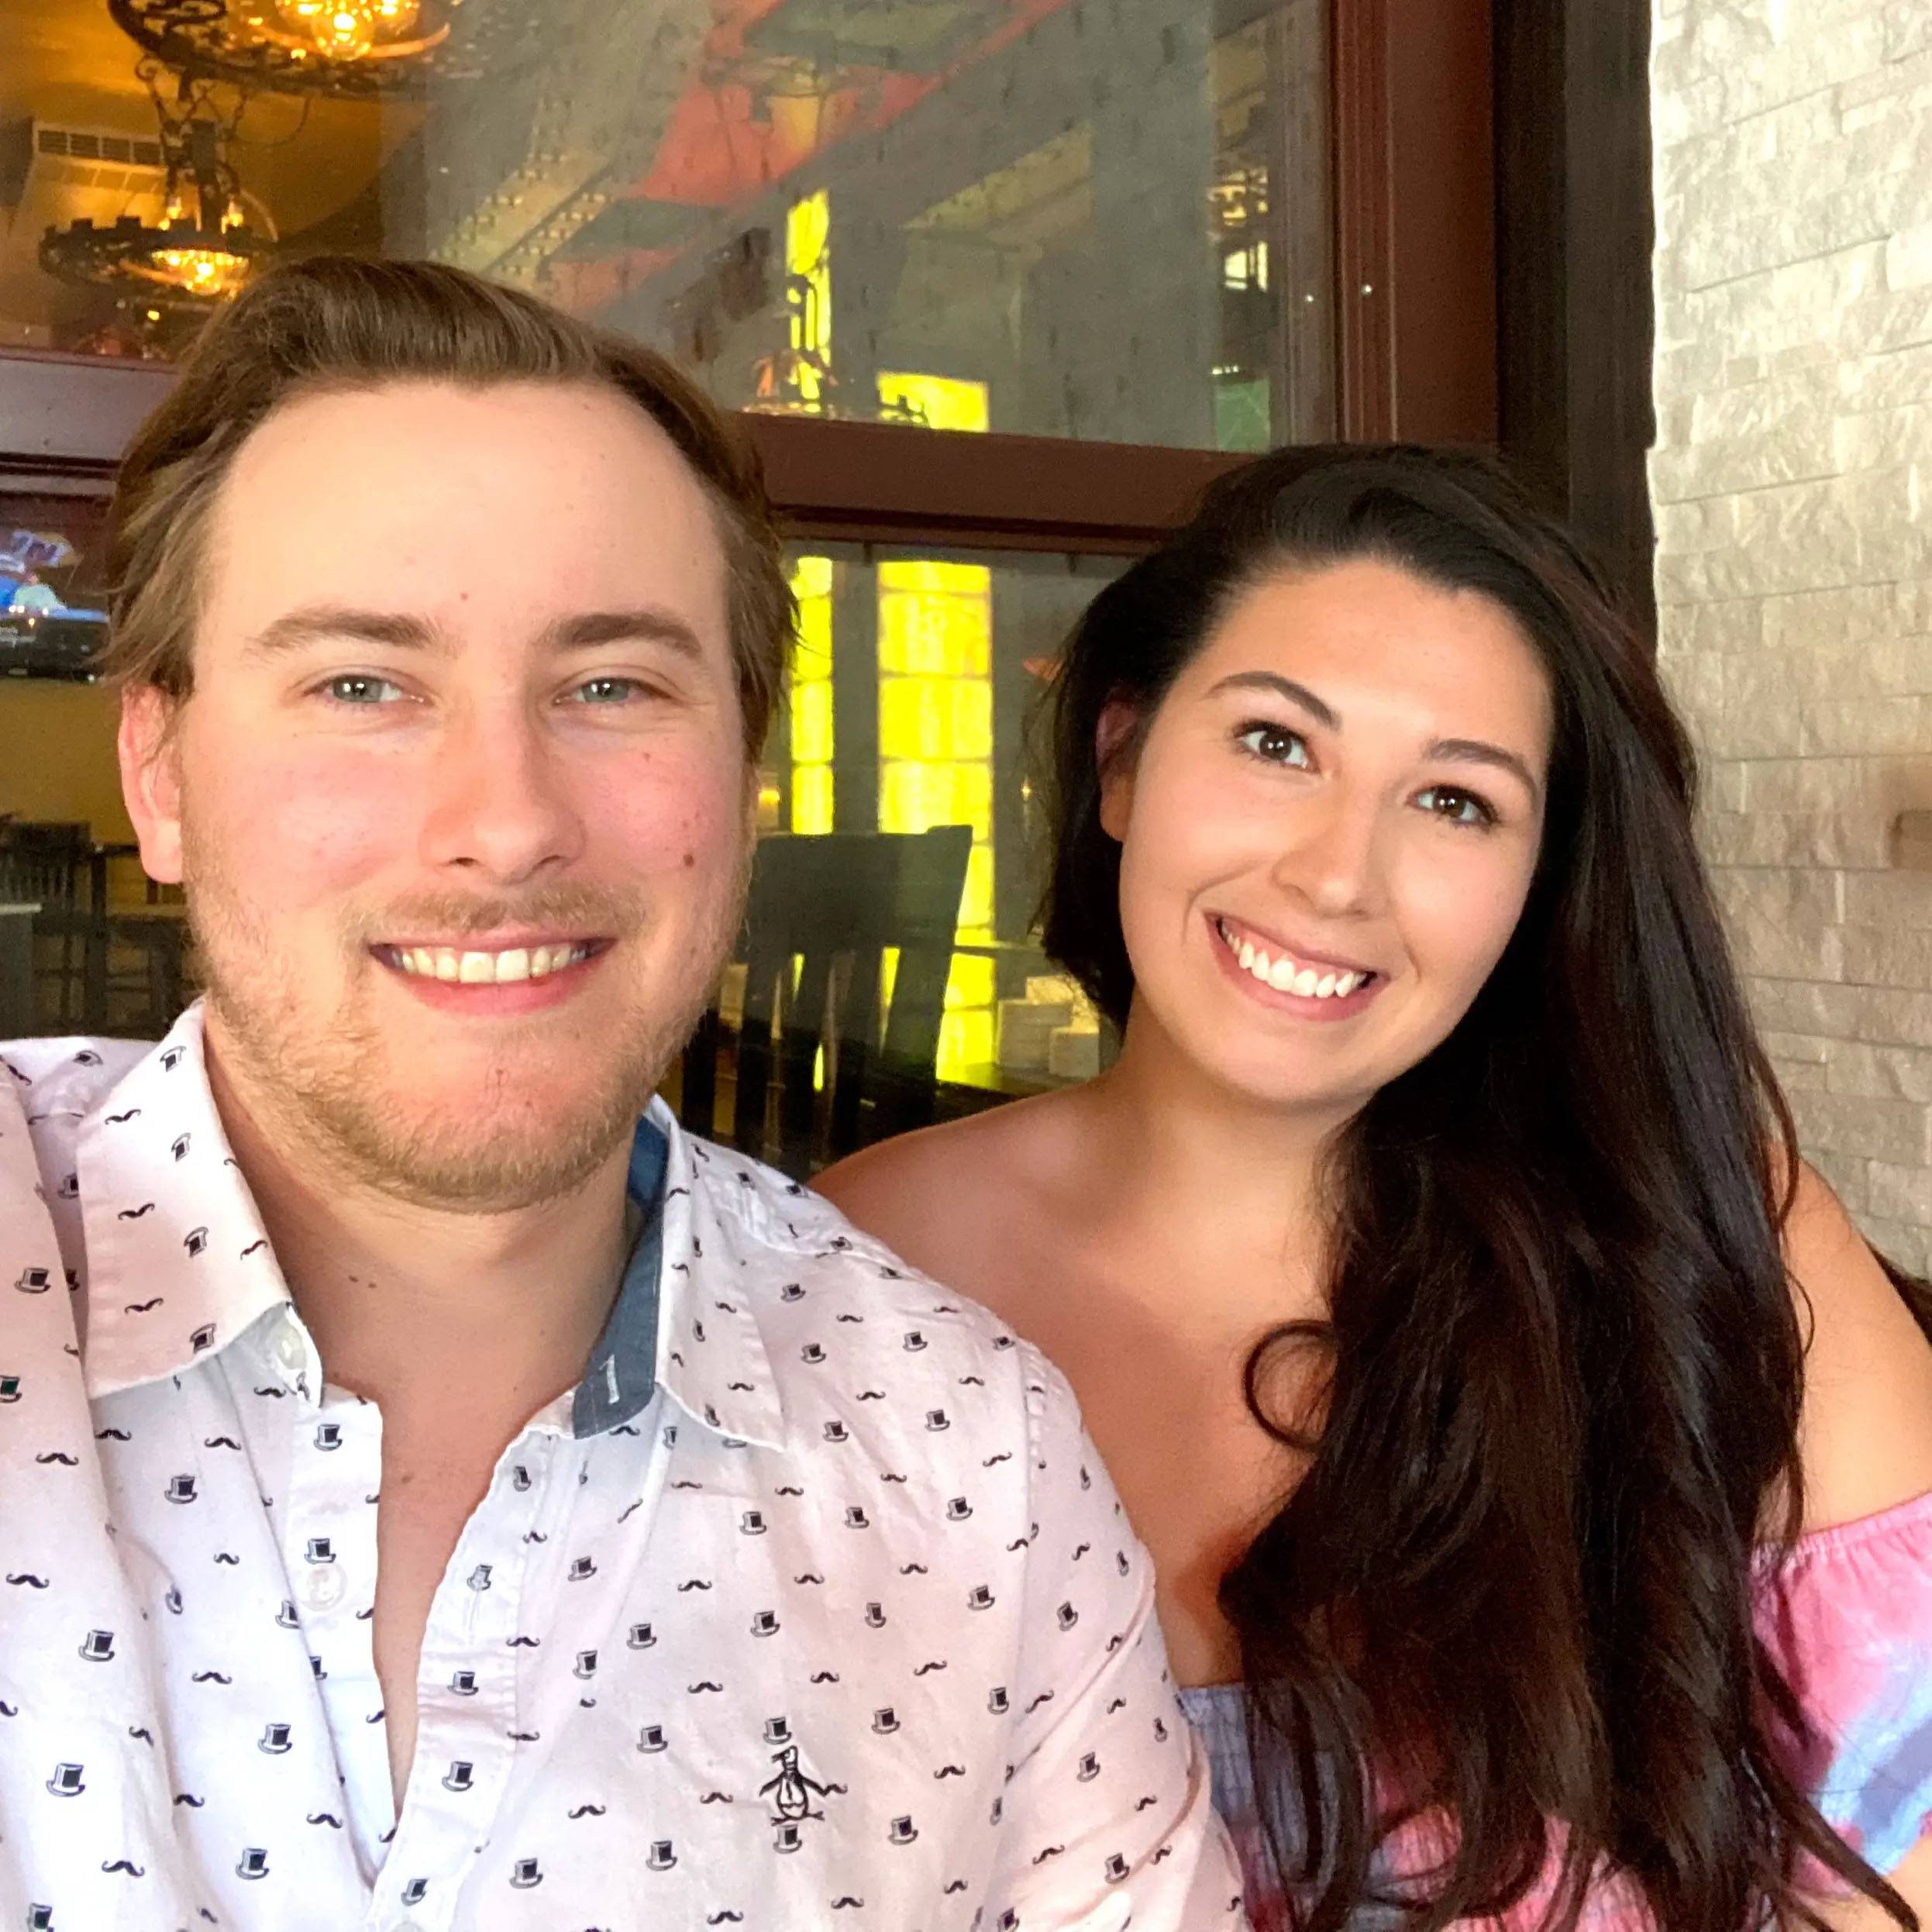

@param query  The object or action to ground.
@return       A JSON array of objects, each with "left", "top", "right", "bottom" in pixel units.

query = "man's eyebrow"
[
  {"left": 1206, "top": 670, "right": 1340, "bottom": 731},
  {"left": 542, "top": 608, "right": 705, "bottom": 658},
  {"left": 243, "top": 607, "right": 440, "bottom": 658},
  {"left": 1426, "top": 737, "right": 1544, "bottom": 804},
  {"left": 240, "top": 606, "right": 707, "bottom": 659}
]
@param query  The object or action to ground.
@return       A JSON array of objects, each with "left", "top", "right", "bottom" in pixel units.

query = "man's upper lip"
[
  {"left": 372, "top": 931, "right": 604, "bottom": 950},
  {"left": 1211, "top": 911, "right": 1379, "bottom": 979}
]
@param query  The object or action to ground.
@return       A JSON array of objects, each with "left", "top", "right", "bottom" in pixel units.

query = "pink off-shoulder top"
[{"left": 1180, "top": 1487, "right": 1932, "bottom": 1930}]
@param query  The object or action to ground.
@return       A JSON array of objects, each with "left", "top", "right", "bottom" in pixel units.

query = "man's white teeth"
[
  {"left": 391, "top": 944, "right": 591, "bottom": 983},
  {"left": 1219, "top": 920, "right": 1366, "bottom": 1000}
]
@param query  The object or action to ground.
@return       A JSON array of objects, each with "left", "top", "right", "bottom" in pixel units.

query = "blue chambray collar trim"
[
  {"left": 630, "top": 1098, "right": 788, "bottom": 1454},
  {"left": 569, "top": 1118, "right": 667, "bottom": 1439}
]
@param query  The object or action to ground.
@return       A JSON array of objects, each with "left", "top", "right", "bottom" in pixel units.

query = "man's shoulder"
[
  {"left": 683, "top": 1132, "right": 1050, "bottom": 1396},
  {"left": 0, "top": 1035, "right": 151, "bottom": 1142}
]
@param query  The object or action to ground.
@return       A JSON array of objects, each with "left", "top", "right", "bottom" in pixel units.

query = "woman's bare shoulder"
[
  {"left": 815, "top": 1093, "right": 1074, "bottom": 1290},
  {"left": 1783, "top": 1159, "right": 1932, "bottom": 1530}
]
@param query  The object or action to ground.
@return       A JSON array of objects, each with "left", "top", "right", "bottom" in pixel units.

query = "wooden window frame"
[{"left": 0, "top": 0, "right": 1506, "bottom": 556}]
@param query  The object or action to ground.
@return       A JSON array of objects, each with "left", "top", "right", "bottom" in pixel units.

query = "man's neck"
[{"left": 205, "top": 1045, "right": 636, "bottom": 1427}]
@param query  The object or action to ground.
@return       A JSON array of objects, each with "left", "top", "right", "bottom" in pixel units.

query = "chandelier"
[
  {"left": 108, "top": 0, "right": 483, "bottom": 98},
  {"left": 40, "top": 66, "right": 274, "bottom": 308}
]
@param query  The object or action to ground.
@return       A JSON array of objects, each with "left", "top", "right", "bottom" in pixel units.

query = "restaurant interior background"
[{"left": 0, "top": 0, "right": 1641, "bottom": 1172}]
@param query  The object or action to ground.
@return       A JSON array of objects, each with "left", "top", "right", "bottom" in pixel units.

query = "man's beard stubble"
[{"left": 181, "top": 814, "right": 749, "bottom": 1214}]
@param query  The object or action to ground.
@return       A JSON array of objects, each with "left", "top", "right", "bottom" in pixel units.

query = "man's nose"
[{"left": 418, "top": 699, "right": 585, "bottom": 887}]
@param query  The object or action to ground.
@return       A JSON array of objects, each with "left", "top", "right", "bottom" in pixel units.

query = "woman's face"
[{"left": 1102, "top": 557, "right": 1555, "bottom": 1118}]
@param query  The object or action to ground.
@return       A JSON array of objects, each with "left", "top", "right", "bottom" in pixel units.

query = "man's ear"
[
  {"left": 1095, "top": 698, "right": 1140, "bottom": 844},
  {"left": 119, "top": 686, "right": 185, "bottom": 886}
]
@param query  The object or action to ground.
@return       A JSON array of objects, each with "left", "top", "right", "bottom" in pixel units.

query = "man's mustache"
[{"left": 342, "top": 885, "right": 654, "bottom": 945}]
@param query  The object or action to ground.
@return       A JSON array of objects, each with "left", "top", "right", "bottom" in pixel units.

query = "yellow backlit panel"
[
  {"left": 959, "top": 843, "right": 994, "bottom": 930},
  {"left": 879, "top": 761, "right": 990, "bottom": 841},
  {"left": 939, "top": 1008, "right": 995, "bottom": 1074},
  {"left": 879, "top": 677, "right": 992, "bottom": 762},
  {"left": 944, "top": 953, "right": 995, "bottom": 1009},
  {"left": 876, "top": 372, "right": 990, "bottom": 433},
  {"left": 791, "top": 763, "right": 833, "bottom": 836},
  {"left": 786, "top": 191, "right": 832, "bottom": 405},
  {"left": 790, "top": 677, "right": 835, "bottom": 765}
]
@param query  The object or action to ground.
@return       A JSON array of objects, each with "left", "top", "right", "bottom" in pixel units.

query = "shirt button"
[
  {"left": 272, "top": 1324, "right": 305, "bottom": 1375},
  {"left": 305, "top": 1564, "right": 346, "bottom": 1611}
]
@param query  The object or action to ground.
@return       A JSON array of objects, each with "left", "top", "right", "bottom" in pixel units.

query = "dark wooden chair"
[
  {"left": 0, "top": 823, "right": 188, "bottom": 1036},
  {"left": 678, "top": 825, "right": 973, "bottom": 1180},
  {"left": 0, "top": 821, "right": 89, "bottom": 1028}
]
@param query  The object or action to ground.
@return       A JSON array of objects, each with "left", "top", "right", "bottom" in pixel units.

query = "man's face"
[{"left": 121, "top": 378, "right": 756, "bottom": 1211}]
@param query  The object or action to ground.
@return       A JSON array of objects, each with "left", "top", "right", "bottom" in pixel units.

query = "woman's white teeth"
[
  {"left": 1219, "top": 920, "right": 1365, "bottom": 1000},
  {"left": 392, "top": 943, "right": 591, "bottom": 983}
]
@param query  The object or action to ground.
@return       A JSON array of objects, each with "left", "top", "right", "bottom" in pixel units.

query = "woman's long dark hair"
[{"left": 1041, "top": 445, "right": 1932, "bottom": 1932}]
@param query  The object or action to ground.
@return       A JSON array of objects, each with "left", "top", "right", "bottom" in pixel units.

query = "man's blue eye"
[
  {"left": 325, "top": 676, "right": 399, "bottom": 705},
  {"left": 572, "top": 678, "right": 641, "bottom": 704}
]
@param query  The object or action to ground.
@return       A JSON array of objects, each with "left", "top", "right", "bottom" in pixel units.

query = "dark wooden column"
[{"left": 1493, "top": 0, "right": 1658, "bottom": 635}]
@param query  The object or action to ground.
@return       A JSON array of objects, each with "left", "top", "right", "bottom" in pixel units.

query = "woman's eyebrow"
[
  {"left": 1427, "top": 737, "right": 1544, "bottom": 804},
  {"left": 1206, "top": 670, "right": 1339, "bottom": 730}
]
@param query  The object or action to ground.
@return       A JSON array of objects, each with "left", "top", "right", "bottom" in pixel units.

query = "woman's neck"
[{"left": 1066, "top": 1005, "right": 1357, "bottom": 1334}]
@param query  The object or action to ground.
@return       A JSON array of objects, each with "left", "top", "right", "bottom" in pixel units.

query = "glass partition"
[{"left": 0, "top": 0, "right": 1334, "bottom": 449}]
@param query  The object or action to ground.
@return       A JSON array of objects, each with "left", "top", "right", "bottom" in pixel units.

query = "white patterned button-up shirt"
[{"left": 0, "top": 1007, "right": 1244, "bottom": 1932}]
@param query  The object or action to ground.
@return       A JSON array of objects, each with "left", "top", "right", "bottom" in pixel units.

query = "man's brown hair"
[{"left": 102, "top": 255, "right": 794, "bottom": 756}]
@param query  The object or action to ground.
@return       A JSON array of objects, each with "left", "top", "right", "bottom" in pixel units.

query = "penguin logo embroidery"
[{"left": 759, "top": 1741, "right": 832, "bottom": 1827}]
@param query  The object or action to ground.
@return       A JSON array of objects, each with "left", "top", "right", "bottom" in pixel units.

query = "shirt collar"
[{"left": 73, "top": 1004, "right": 786, "bottom": 1452}]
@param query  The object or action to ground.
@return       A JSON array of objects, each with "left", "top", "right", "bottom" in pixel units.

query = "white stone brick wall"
[{"left": 1652, "top": 0, "right": 1932, "bottom": 1270}]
